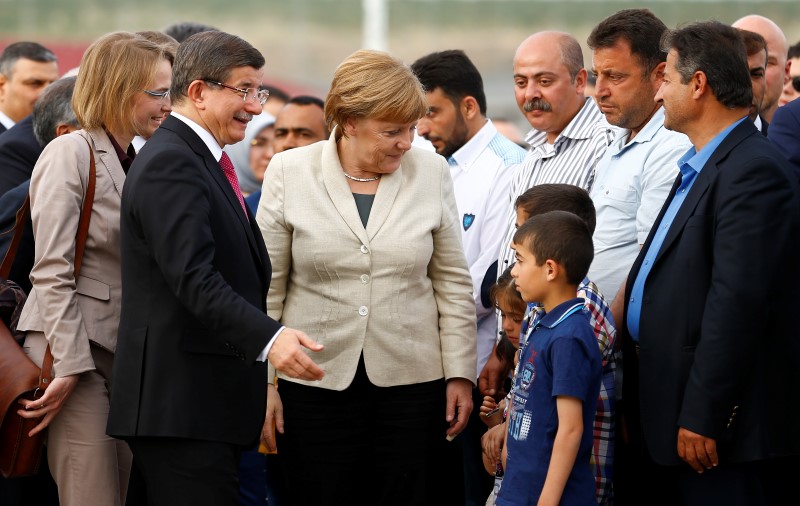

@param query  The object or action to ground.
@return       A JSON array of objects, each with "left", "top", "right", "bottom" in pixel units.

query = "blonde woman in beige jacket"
[
  {"left": 257, "top": 49, "right": 477, "bottom": 505},
  {"left": 16, "top": 32, "right": 173, "bottom": 506}
]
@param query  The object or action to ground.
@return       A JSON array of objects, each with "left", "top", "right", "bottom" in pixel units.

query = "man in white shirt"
[
  {"left": 412, "top": 49, "right": 525, "bottom": 506},
  {"left": 587, "top": 8, "right": 691, "bottom": 306},
  {"left": 0, "top": 42, "right": 58, "bottom": 135}
]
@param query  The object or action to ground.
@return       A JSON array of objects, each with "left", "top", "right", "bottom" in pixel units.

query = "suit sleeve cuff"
[{"left": 256, "top": 325, "right": 285, "bottom": 362}]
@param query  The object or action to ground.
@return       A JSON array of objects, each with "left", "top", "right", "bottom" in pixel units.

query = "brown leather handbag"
[{"left": 0, "top": 137, "right": 96, "bottom": 477}]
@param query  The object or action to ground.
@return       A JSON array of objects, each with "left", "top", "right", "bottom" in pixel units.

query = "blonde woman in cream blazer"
[
  {"left": 257, "top": 49, "right": 477, "bottom": 505},
  {"left": 16, "top": 32, "right": 173, "bottom": 506}
]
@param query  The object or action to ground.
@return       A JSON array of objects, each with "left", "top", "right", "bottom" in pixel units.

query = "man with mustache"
[
  {"left": 481, "top": 31, "right": 613, "bottom": 400},
  {"left": 411, "top": 49, "right": 525, "bottom": 506},
  {"left": 493, "top": 31, "right": 613, "bottom": 292},
  {"left": 108, "top": 31, "right": 324, "bottom": 505}
]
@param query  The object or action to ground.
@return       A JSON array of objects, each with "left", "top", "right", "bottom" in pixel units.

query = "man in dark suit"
[
  {"left": 621, "top": 21, "right": 800, "bottom": 505},
  {"left": 107, "top": 31, "right": 324, "bottom": 505},
  {"left": 0, "top": 116, "right": 42, "bottom": 196},
  {"left": 768, "top": 94, "right": 800, "bottom": 181}
]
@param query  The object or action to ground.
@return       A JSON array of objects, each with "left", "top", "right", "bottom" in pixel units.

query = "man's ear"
[
  {"left": 652, "top": 62, "right": 667, "bottom": 85},
  {"left": 691, "top": 71, "right": 708, "bottom": 99},
  {"left": 461, "top": 96, "right": 480, "bottom": 120},
  {"left": 574, "top": 68, "right": 588, "bottom": 95},
  {"left": 186, "top": 80, "right": 206, "bottom": 110},
  {"left": 55, "top": 123, "right": 78, "bottom": 138}
]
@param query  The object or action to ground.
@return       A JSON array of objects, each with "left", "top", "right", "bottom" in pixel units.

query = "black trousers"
[
  {"left": 276, "top": 357, "right": 463, "bottom": 506},
  {"left": 125, "top": 437, "right": 241, "bottom": 506}
]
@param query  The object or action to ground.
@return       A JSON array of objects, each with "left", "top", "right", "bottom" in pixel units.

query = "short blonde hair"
[
  {"left": 325, "top": 49, "right": 427, "bottom": 138},
  {"left": 73, "top": 32, "right": 168, "bottom": 133}
]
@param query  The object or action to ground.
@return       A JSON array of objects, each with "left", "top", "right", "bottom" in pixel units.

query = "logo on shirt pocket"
[{"left": 463, "top": 213, "right": 475, "bottom": 231}]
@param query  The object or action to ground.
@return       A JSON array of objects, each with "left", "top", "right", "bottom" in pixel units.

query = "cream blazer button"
[
  {"left": 358, "top": 306, "right": 369, "bottom": 316},
  {"left": 360, "top": 245, "right": 369, "bottom": 254},
  {"left": 360, "top": 274, "right": 369, "bottom": 284}
]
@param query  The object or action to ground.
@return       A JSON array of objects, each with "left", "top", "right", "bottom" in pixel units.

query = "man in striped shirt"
[
  {"left": 496, "top": 31, "right": 614, "bottom": 277},
  {"left": 482, "top": 32, "right": 614, "bottom": 400}
]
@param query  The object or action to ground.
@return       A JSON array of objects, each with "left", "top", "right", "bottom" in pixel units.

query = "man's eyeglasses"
[
  {"left": 202, "top": 79, "right": 269, "bottom": 105},
  {"left": 143, "top": 89, "right": 170, "bottom": 104},
  {"left": 792, "top": 76, "right": 800, "bottom": 93}
]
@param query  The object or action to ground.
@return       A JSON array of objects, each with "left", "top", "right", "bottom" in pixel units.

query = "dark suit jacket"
[
  {"left": 0, "top": 116, "right": 43, "bottom": 197},
  {"left": 768, "top": 98, "right": 800, "bottom": 183},
  {"left": 622, "top": 119, "right": 800, "bottom": 466},
  {"left": 107, "top": 115, "right": 282, "bottom": 446},
  {"left": 0, "top": 180, "right": 33, "bottom": 293}
]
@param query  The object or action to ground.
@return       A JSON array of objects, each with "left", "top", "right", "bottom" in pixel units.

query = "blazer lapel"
[
  {"left": 654, "top": 120, "right": 756, "bottom": 265},
  {"left": 366, "top": 165, "right": 401, "bottom": 240},
  {"left": 164, "top": 117, "right": 265, "bottom": 267},
  {"left": 321, "top": 136, "right": 370, "bottom": 246},
  {"left": 86, "top": 130, "right": 125, "bottom": 197}
]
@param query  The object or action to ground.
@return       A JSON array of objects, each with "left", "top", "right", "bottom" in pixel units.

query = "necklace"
[{"left": 343, "top": 171, "right": 381, "bottom": 182}]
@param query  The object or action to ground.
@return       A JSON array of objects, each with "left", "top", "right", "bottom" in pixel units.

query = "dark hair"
[
  {"left": 0, "top": 41, "right": 57, "bottom": 77},
  {"left": 136, "top": 30, "right": 179, "bottom": 65},
  {"left": 662, "top": 21, "right": 752, "bottom": 109},
  {"left": 265, "top": 85, "right": 290, "bottom": 103},
  {"left": 587, "top": 8, "right": 668, "bottom": 77},
  {"left": 738, "top": 29, "right": 767, "bottom": 58},
  {"left": 789, "top": 42, "right": 800, "bottom": 60},
  {"left": 513, "top": 210, "right": 594, "bottom": 285},
  {"left": 492, "top": 264, "right": 524, "bottom": 369},
  {"left": 171, "top": 31, "right": 264, "bottom": 105},
  {"left": 515, "top": 183, "right": 596, "bottom": 234},
  {"left": 32, "top": 76, "right": 78, "bottom": 147},
  {"left": 288, "top": 95, "right": 324, "bottom": 109},
  {"left": 161, "top": 21, "right": 218, "bottom": 43},
  {"left": 491, "top": 263, "right": 526, "bottom": 318},
  {"left": 410, "top": 49, "right": 487, "bottom": 116}
]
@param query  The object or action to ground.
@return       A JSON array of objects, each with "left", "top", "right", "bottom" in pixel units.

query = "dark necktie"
[{"left": 219, "top": 152, "right": 248, "bottom": 220}]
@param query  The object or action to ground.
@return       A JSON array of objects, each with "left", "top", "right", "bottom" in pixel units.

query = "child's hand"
[
  {"left": 482, "top": 422, "right": 506, "bottom": 471},
  {"left": 480, "top": 395, "right": 502, "bottom": 427}
]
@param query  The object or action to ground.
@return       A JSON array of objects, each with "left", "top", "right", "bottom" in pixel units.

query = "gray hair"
[{"left": 32, "top": 76, "right": 78, "bottom": 147}]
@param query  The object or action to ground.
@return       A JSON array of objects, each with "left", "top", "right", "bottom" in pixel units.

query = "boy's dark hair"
[
  {"left": 587, "top": 9, "right": 668, "bottom": 77},
  {"left": 410, "top": 49, "right": 487, "bottom": 116},
  {"left": 513, "top": 211, "right": 594, "bottom": 285},
  {"left": 515, "top": 184, "right": 596, "bottom": 234}
]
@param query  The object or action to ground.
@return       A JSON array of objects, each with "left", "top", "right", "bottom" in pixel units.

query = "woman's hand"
[
  {"left": 261, "top": 383, "right": 284, "bottom": 453},
  {"left": 445, "top": 377, "right": 473, "bottom": 440},
  {"left": 17, "top": 375, "right": 80, "bottom": 437}
]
